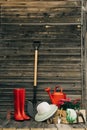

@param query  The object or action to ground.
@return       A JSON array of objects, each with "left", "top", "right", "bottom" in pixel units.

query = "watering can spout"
[{"left": 45, "top": 87, "right": 56, "bottom": 104}]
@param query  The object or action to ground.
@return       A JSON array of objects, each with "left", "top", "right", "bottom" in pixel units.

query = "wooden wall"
[{"left": 0, "top": 0, "right": 86, "bottom": 115}]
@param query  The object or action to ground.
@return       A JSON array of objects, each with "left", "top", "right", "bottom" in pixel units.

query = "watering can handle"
[{"left": 54, "top": 86, "right": 63, "bottom": 93}]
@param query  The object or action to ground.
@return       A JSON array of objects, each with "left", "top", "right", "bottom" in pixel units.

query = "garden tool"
[
  {"left": 13, "top": 88, "right": 30, "bottom": 121},
  {"left": 27, "top": 41, "right": 41, "bottom": 119}
]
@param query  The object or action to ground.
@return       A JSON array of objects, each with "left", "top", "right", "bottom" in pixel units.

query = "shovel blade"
[
  {"left": 27, "top": 100, "right": 41, "bottom": 119},
  {"left": 27, "top": 101, "right": 34, "bottom": 118}
]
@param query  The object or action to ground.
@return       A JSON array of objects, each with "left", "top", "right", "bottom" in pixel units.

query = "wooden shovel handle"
[{"left": 34, "top": 49, "right": 38, "bottom": 86}]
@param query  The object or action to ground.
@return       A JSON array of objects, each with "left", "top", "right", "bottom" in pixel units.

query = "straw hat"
[{"left": 35, "top": 102, "right": 58, "bottom": 122}]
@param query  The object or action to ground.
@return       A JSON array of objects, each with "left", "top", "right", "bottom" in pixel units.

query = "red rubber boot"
[
  {"left": 13, "top": 89, "right": 24, "bottom": 121},
  {"left": 20, "top": 88, "right": 30, "bottom": 120}
]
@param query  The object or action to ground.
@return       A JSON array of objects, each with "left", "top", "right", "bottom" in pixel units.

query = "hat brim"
[{"left": 35, "top": 104, "right": 58, "bottom": 122}]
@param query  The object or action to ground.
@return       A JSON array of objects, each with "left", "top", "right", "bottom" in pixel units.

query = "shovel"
[{"left": 27, "top": 41, "right": 41, "bottom": 119}]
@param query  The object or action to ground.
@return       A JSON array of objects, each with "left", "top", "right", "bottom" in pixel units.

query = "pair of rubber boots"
[{"left": 13, "top": 88, "right": 30, "bottom": 121}]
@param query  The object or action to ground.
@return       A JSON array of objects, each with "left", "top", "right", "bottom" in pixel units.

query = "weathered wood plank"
[
  {"left": 0, "top": 1, "right": 81, "bottom": 23},
  {"left": 0, "top": 0, "right": 85, "bottom": 115},
  {"left": 31, "top": 128, "right": 43, "bottom": 130},
  {"left": 44, "top": 128, "right": 57, "bottom": 130},
  {"left": 16, "top": 128, "right": 30, "bottom": 130},
  {"left": 3, "top": 128, "right": 16, "bottom": 130},
  {"left": 56, "top": 124, "right": 72, "bottom": 130},
  {"left": 71, "top": 128, "right": 85, "bottom": 130}
]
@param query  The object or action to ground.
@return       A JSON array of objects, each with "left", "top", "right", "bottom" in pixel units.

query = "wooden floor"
[{"left": 0, "top": 118, "right": 87, "bottom": 130}]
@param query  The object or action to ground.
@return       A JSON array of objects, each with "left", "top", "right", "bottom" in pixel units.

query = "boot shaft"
[
  {"left": 13, "top": 88, "right": 30, "bottom": 120},
  {"left": 13, "top": 89, "right": 24, "bottom": 120}
]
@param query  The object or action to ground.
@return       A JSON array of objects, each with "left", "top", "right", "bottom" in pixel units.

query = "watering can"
[{"left": 45, "top": 86, "right": 66, "bottom": 106}]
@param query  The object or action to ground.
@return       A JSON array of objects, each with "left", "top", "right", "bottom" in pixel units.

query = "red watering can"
[{"left": 45, "top": 86, "right": 66, "bottom": 106}]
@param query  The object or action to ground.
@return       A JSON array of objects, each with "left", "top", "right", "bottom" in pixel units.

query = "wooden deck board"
[
  {"left": 0, "top": 122, "right": 87, "bottom": 130},
  {"left": 31, "top": 129, "right": 43, "bottom": 130},
  {"left": 56, "top": 124, "right": 72, "bottom": 130},
  {"left": 1, "top": 127, "right": 87, "bottom": 130},
  {"left": 72, "top": 128, "right": 85, "bottom": 130},
  {"left": 16, "top": 128, "right": 30, "bottom": 130},
  {"left": 3, "top": 128, "right": 16, "bottom": 130},
  {"left": 0, "top": 118, "right": 87, "bottom": 130},
  {"left": 44, "top": 128, "right": 57, "bottom": 130}
]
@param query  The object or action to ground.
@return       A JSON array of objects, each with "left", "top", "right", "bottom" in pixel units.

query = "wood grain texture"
[
  {"left": 3, "top": 129, "right": 16, "bottom": 130},
  {"left": 0, "top": 0, "right": 86, "bottom": 116},
  {"left": 72, "top": 128, "right": 84, "bottom": 130}
]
